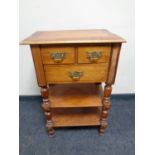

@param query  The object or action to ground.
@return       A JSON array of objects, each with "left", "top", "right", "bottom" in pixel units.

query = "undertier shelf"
[
  {"left": 52, "top": 107, "right": 101, "bottom": 127},
  {"left": 49, "top": 83, "right": 103, "bottom": 108}
]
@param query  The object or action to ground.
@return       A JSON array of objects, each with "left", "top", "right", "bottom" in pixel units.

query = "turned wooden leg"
[
  {"left": 99, "top": 84, "right": 112, "bottom": 135},
  {"left": 41, "top": 87, "right": 55, "bottom": 136}
]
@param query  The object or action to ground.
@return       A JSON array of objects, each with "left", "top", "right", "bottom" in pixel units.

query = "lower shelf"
[{"left": 52, "top": 107, "right": 101, "bottom": 127}]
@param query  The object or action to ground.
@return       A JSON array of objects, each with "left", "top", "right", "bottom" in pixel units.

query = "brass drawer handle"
[
  {"left": 51, "top": 52, "right": 66, "bottom": 63},
  {"left": 69, "top": 71, "right": 83, "bottom": 81},
  {"left": 87, "top": 51, "right": 102, "bottom": 62}
]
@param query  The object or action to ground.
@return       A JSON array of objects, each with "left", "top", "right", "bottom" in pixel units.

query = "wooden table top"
[{"left": 20, "top": 29, "right": 126, "bottom": 45}]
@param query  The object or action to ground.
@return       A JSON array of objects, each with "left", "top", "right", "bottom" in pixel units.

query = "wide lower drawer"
[{"left": 44, "top": 64, "right": 109, "bottom": 83}]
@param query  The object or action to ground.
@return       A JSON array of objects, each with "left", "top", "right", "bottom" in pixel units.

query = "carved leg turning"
[
  {"left": 99, "top": 84, "right": 112, "bottom": 135},
  {"left": 41, "top": 87, "right": 55, "bottom": 136}
]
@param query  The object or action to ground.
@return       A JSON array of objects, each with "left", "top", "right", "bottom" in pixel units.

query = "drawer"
[
  {"left": 77, "top": 46, "right": 111, "bottom": 64},
  {"left": 44, "top": 64, "right": 109, "bottom": 83},
  {"left": 41, "top": 46, "right": 75, "bottom": 64}
]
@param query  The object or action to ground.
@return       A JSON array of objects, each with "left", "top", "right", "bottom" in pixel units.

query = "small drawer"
[
  {"left": 41, "top": 46, "right": 75, "bottom": 64},
  {"left": 77, "top": 46, "right": 111, "bottom": 64},
  {"left": 44, "top": 64, "right": 109, "bottom": 83}
]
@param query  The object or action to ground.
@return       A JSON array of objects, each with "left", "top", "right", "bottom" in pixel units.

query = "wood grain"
[
  {"left": 20, "top": 29, "right": 126, "bottom": 45},
  {"left": 30, "top": 45, "right": 46, "bottom": 86},
  {"left": 106, "top": 43, "right": 121, "bottom": 84},
  {"left": 41, "top": 46, "right": 75, "bottom": 64},
  {"left": 44, "top": 63, "right": 109, "bottom": 83},
  {"left": 51, "top": 107, "right": 101, "bottom": 127},
  {"left": 49, "top": 84, "right": 103, "bottom": 108},
  {"left": 78, "top": 46, "right": 111, "bottom": 64}
]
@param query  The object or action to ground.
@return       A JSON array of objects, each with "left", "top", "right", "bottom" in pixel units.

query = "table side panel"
[
  {"left": 30, "top": 45, "right": 46, "bottom": 86},
  {"left": 106, "top": 43, "right": 122, "bottom": 84}
]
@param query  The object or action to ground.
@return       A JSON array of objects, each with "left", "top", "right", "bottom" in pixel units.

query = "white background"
[{"left": 19, "top": 0, "right": 134, "bottom": 95}]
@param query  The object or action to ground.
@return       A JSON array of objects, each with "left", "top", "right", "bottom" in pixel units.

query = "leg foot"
[
  {"left": 46, "top": 120, "right": 55, "bottom": 136},
  {"left": 99, "top": 119, "right": 107, "bottom": 135}
]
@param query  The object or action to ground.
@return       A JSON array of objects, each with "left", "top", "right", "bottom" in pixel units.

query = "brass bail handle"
[
  {"left": 87, "top": 51, "right": 102, "bottom": 62},
  {"left": 51, "top": 52, "right": 66, "bottom": 63},
  {"left": 69, "top": 71, "right": 84, "bottom": 81}
]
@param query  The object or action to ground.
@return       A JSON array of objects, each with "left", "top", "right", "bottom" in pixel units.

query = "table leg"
[
  {"left": 99, "top": 84, "right": 112, "bottom": 135},
  {"left": 41, "top": 87, "right": 55, "bottom": 136}
]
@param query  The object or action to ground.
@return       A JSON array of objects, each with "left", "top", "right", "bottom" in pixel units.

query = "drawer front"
[
  {"left": 44, "top": 64, "right": 109, "bottom": 83},
  {"left": 41, "top": 46, "right": 75, "bottom": 64},
  {"left": 78, "top": 46, "right": 111, "bottom": 64}
]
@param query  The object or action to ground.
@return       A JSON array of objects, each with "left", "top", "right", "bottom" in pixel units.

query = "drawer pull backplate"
[
  {"left": 87, "top": 51, "right": 102, "bottom": 62},
  {"left": 51, "top": 52, "right": 66, "bottom": 63},
  {"left": 69, "top": 71, "right": 83, "bottom": 81}
]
